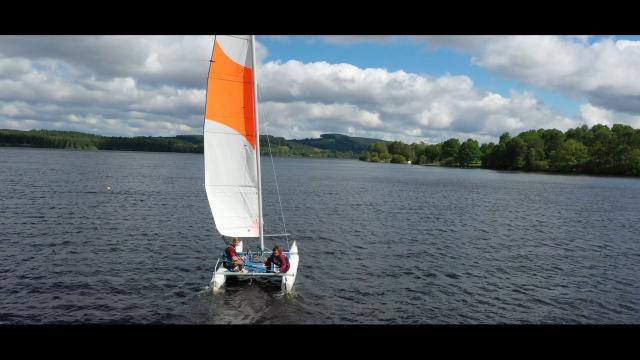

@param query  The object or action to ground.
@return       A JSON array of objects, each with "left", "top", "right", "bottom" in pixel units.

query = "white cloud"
[
  {"left": 419, "top": 35, "right": 640, "bottom": 115},
  {"left": 0, "top": 36, "right": 208, "bottom": 137},
  {"left": 0, "top": 35, "right": 213, "bottom": 88},
  {"left": 306, "top": 35, "right": 640, "bottom": 124},
  {"left": 0, "top": 57, "right": 32, "bottom": 78},
  {"left": 1, "top": 35, "right": 633, "bottom": 145},
  {"left": 260, "top": 101, "right": 383, "bottom": 139},
  {"left": 258, "top": 59, "right": 582, "bottom": 143},
  {"left": 580, "top": 103, "right": 614, "bottom": 127},
  {"left": 579, "top": 103, "right": 640, "bottom": 128},
  {"left": 0, "top": 36, "right": 270, "bottom": 138}
]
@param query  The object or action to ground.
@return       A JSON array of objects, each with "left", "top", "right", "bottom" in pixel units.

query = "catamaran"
[{"left": 203, "top": 35, "right": 299, "bottom": 293}]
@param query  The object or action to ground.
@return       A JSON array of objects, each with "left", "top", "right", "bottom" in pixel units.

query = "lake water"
[{"left": 1, "top": 147, "right": 639, "bottom": 324}]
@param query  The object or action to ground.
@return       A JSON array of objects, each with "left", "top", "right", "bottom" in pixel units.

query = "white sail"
[{"left": 204, "top": 35, "right": 260, "bottom": 238}]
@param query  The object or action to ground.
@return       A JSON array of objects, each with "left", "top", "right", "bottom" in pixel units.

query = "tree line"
[
  {"left": 0, "top": 130, "right": 358, "bottom": 158},
  {"left": 0, "top": 129, "right": 203, "bottom": 153},
  {"left": 359, "top": 124, "right": 640, "bottom": 176},
  {"left": 258, "top": 135, "right": 359, "bottom": 158},
  {"left": 5, "top": 125, "right": 640, "bottom": 176},
  {"left": 359, "top": 137, "right": 482, "bottom": 167}
]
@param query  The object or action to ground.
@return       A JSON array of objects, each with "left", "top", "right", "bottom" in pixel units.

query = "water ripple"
[{"left": 1, "top": 148, "right": 639, "bottom": 324}]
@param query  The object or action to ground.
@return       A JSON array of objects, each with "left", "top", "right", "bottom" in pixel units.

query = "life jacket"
[
  {"left": 222, "top": 245, "right": 235, "bottom": 266},
  {"left": 269, "top": 253, "right": 289, "bottom": 272}
]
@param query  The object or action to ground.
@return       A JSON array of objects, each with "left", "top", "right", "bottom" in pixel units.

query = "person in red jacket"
[
  {"left": 264, "top": 245, "right": 289, "bottom": 273},
  {"left": 223, "top": 237, "right": 244, "bottom": 272}
]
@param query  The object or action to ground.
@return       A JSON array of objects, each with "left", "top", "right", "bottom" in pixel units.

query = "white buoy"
[{"left": 106, "top": 186, "right": 112, "bottom": 191}]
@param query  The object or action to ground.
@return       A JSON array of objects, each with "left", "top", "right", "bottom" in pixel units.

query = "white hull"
[
  {"left": 211, "top": 240, "right": 242, "bottom": 292},
  {"left": 281, "top": 241, "right": 298, "bottom": 293},
  {"left": 211, "top": 265, "right": 227, "bottom": 291}
]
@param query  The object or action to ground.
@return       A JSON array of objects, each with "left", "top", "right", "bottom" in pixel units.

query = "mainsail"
[{"left": 204, "top": 35, "right": 262, "bottom": 239}]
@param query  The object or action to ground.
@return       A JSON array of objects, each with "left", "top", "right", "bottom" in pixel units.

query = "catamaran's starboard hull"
[{"left": 281, "top": 241, "right": 298, "bottom": 293}]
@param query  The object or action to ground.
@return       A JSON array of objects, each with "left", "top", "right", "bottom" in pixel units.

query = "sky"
[{"left": 1, "top": 35, "right": 640, "bottom": 144}]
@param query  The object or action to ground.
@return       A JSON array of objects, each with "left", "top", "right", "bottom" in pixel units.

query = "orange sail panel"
[
  {"left": 205, "top": 36, "right": 256, "bottom": 148},
  {"left": 204, "top": 35, "right": 260, "bottom": 238}
]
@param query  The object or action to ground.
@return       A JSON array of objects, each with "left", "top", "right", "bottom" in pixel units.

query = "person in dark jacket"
[
  {"left": 264, "top": 245, "right": 289, "bottom": 273},
  {"left": 223, "top": 237, "right": 244, "bottom": 272}
]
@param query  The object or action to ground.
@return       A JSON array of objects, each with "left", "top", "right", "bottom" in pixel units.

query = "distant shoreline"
[
  {"left": 0, "top": 144, "right": 361, "bottom": 160},
  {"left": 4, "top": 125, "right": 640, "bottom": 177},
  {"left": 0, "top": 145, "right": 200, "bottom": 154},
  {"left": 357, "top": 124, "right": 640, "bottom": 177},
  {"left": 0, "top": 129, "right": 372, "bottom": 159},
  {"left": 3, "top": 145, "right": 638, "bottom": 179}
]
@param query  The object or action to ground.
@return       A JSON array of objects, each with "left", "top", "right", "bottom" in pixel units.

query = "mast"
[{"left": 252, "top": 35, "right": 265, "bottom": 251}]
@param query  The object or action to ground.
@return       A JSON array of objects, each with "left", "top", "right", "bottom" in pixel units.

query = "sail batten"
[{"left": 204, "top": 35, "right": 260, "bottom": 238}]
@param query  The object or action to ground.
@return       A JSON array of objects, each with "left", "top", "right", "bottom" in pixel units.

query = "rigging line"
[
  {"left": 202, "top": 35, "right": 216, "bottom": 138},
  {"left": 257, "top": 83, "right": 290, "bottom": 249}
]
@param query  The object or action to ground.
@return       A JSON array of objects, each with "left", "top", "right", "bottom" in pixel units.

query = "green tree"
[
  {"left": 541, "top": 129, "right": 565, "bottom": 157},
  {"left": 457, "top": 138, "right": 481, "bottom": 167},
  {"left": 378, "top": 151, "right": 392, "bottom": 163},
  {"left": 480, "top": 142, "right": 495, "bottom": 165},
  {"left": 368, "top": 142, "right": 388, "bottom": 154},
  {"left": 620, "top": 148, "right": 640, "bottom": 175},
  {"left": 411, "top": 143, "right": 426, "bottom": 163},
  {"left": 390, "top": 154, "right": 407, "bottom": 163},
  {"left": 565, "top": 124, "right": 593, "bottom": 145},
  {"left": 422, "top": 144, "right": 442, "bottom": 164},
  {"left": 440, "top": 138, "right": 461, "bottom": 165},
  {"left": 588, "top": 124, "right": 613, "bottom": 173},
  {"left": 499, "top": 132, "right": 511, "bottom": 145},
  {"left": 505, "top": 137, "right": 527, "bottom": 169},
  {"left": 388, "top": 141, "right": 413, "bottom": 160},
  {"left": 482, "top": 133, "right": 512, "bottom": 170},
  {"left": 418, "top": 154, "right": 428, "bottom": 164},
  {"left": 630, "top": 129, "right": 640, "bottom": 149},
  {"left": 550, "top": 139, "right": 590, "bottom": 172},
  {"left": 517, "top": 130, "right": 546, "bottom": 170}
]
